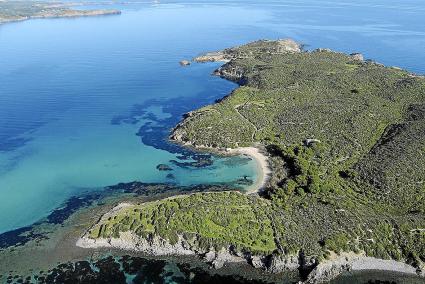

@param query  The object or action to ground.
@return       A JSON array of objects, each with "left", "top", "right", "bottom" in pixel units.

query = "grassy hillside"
[{"left": 89, "top": 192, "right": 277, "bottom": 254}]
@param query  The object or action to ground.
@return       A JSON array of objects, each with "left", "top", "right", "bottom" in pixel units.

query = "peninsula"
[
  {"left": 78, "top": 40, "right": 425, "bottom": 282},
  {"left": 0, "top": 1, "right": 120, "bottom": 24}
]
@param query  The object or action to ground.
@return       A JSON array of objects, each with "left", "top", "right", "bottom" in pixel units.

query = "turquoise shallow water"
[{"left": 0, "top": 0, "right": 425, "bottom": 236}]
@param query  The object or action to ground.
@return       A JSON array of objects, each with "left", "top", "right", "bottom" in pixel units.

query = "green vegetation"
[
  {"left": 92, "top": 41, "right": 425, "bottom": 271},
  {"left": 89, "top": 192, "right": 276, "bottom": 254}
]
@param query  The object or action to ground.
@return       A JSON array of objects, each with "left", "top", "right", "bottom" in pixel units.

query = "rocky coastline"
[
  {"left": 77, "top": 218, "right": 304, "bottom": 274},
  {"left": 77, "top": 222, "right": 423, "bottom": 283}
]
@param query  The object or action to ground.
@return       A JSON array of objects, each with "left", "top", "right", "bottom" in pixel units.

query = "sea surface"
[{"left": 0, "top": 0, "right": 424, "bottom": 282}]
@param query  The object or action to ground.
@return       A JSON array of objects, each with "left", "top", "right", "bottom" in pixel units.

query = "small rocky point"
[{"left": 193, "top": 38, "right": 302, "bottom": 63}]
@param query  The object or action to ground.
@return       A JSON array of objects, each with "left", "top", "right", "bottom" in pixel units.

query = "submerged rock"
[
  {"left": 235, "top": 176, "right": 253, "bottom": 186},
  {"left": 156, "top": 164, "right": 173, "bottom": 171},
  {"left": 180, "top": 60, "right": 191, "bottom": 66},
  {"left": 166, "top": 173, "right": 175, "bottom": 180}
]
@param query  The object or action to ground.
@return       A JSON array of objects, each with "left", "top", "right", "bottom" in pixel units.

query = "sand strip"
[{"left": 226, "top": 147, "right": 271, "bottom": 194}]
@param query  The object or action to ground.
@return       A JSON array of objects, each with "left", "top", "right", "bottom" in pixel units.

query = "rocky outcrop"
[
  {"left": 350, "top": 52, "right": 364, "bottom": 61},
  {"left": 77, "top": 216, "right": 303, "bottom": 273},
  {"left": 266, "top": 254, "right": 302, "bottom": 272},
  {"left": 194, "top": 52, "right": 229, "bottom": 63},
  {"left": 193, "top": 38, "right": 301, "bottom": 64},
  {"left": 208, "top": 248, "right": 246, "bottom": 269},
  {"left": 77, "top": 232, "right": 196, "bottom": 256},
  {"left": 274, "top": 39, "right": 302, "bottom": 53},
  {"left": 79, "top": 234, "right": 238, "bottom": 269},
  {"left": 170, "top": 111, "right": 206, "bottom": 146},
  {"left": 78, "top": 228, "right": 423, "bottom": 283},
  {"left": 213, "top": 63, "right": 247, "bottom": 84}
]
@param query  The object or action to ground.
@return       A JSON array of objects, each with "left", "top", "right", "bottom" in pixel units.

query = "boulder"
[{"left": 204, "top": 251, "right": 216, "bottom": 263}]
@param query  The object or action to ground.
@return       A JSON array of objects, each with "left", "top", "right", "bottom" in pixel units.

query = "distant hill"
[{"left": 0, "top": 1, "right": 120, "bottom": 24}]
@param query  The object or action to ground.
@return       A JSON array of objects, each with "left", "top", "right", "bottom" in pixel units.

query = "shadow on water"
[
  {"left": 112, "top": 89, "right": 258, "bottom": 176},
  {"left": 111, "top": 82, "right": 234, "bottom": 168}
]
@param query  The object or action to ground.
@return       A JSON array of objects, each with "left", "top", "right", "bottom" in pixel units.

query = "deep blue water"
[{"left": 0, "top": 1, "right": 424, "bottom": 280}]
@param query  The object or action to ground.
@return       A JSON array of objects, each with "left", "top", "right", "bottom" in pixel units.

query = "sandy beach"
[
  {"left": 226, "top": 147, "right": 271, "bottom": 194},
  {"left": 306, "top": 252, "right": 423, "bottom": 283}
]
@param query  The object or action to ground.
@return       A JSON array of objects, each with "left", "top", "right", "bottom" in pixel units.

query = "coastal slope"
[{"left": 79, "top": 40, "right": 425, "bottom": 282}]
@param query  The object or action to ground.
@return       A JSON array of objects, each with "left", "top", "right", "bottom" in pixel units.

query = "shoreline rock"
[
  {"left": 77, "top": 229, "right": 303, "bottom": 274},
  {"left": 78, "top": 224, "right": 424, "bottom": 284},
  {"left": 77, "top": 232, "right": 196, "bottom": 256}
]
